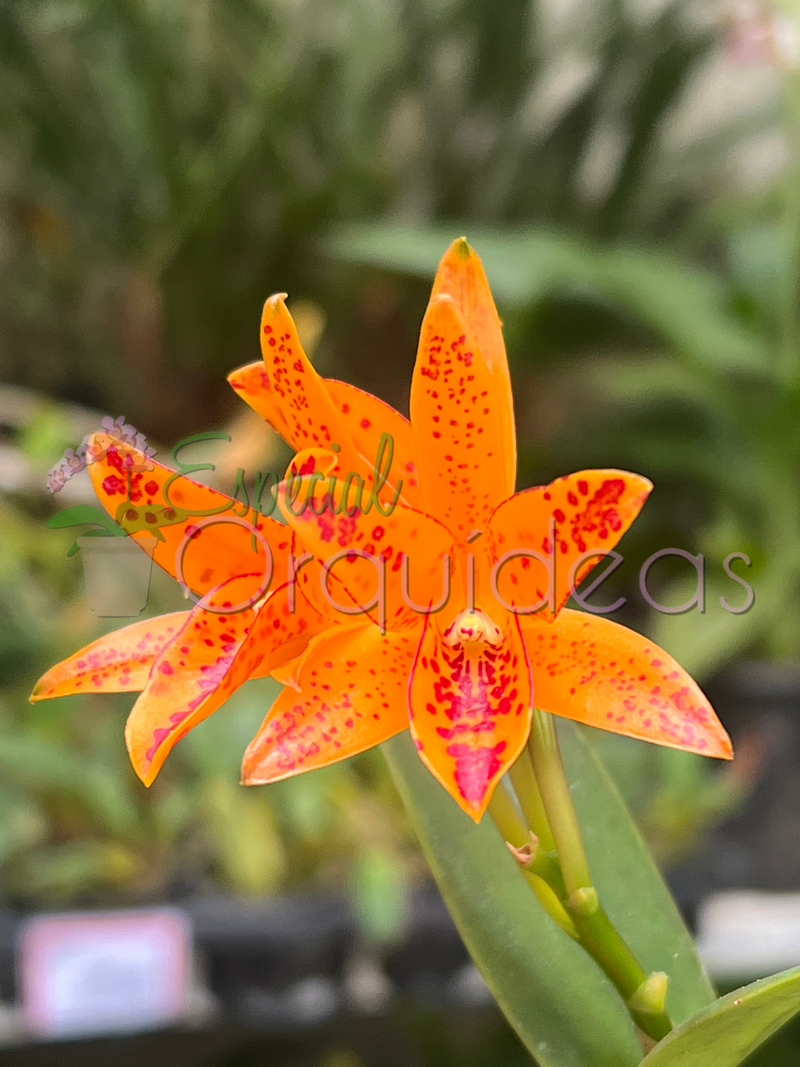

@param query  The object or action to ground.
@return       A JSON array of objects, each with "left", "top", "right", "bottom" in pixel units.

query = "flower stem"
[
  {"left": 508, "top": 749, "right": 555, "bottom": 853},
  {"left": 526, "top": 708, "right": 590, "bottom": 893},
  {"left": 487, "top": 786, "right": 577, "bottom": 939},
  {"left": 525, "top": 708, "right": 673, "bottom": 1043}
]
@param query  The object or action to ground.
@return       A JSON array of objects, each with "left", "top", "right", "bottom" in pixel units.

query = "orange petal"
[
  {"left": 522, "top": 609, "right": 732, "bottom": 758},
  {"left": 126, "top": 576, "right": 330, "bottom": 785},
  {"left": 86, "top": 433, "right": 288, "bottom": 601},
  {"left": 256, "top": 627, "right": 334, "bottom": 688},
  {"left": 230, "top": 362, "right": 421, "bottom": 510},
  {"left": 408, "top": 614, "right": 533, "bottom": 822},
  {"left": 248, "top": 579, "right": 334, "bottom": 681},
  {"left": 227, "top": 360, "right": 295, "bottom": 442},
  {"left": 287, "top": 447, "right": 340, "bottom": 479},
  {"left": 277, "top": 475, "right": 454, "bottom": 631},
  {"left": 30, "top": 613, "right": 189, "bottom": 700},
  {"left": 249, "top": 295, "right": 362, "bottom": 471},
  {"left": 489, "top": 470, "right": 652, "bottom": 622},
  {"left": 430, "top": 238, "right": 516, "bottom": 494},
  {"left": 324, "top": 379, "right": 422, "bottom": 508},
  {"left": 410, "top": 294, "right": 510, "bottom": 539},
  {"left": 242, "top": 624, "right": 414, "bottom": 783}
]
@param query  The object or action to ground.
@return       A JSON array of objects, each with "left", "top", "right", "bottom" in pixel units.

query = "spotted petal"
[
  {"left": 278, "top": 474, "right": 454, "bottom": 632},
  {"left": 226, "top": 361, "right": 295, "bottom": 443},
  {"left": 86, "top": 433, "right": 287, "bottom": 601},
  {"left": 251, "top": 295, "right": 362, "bottom": 471},
  {"left": 410, "top": 293, "right": 511, "bottom": 539},
  {"left": 242, "top": 623, "right": 415, "bottom": 783},
  {"left": 30, "top": 613, "right": 189, "bottom": 700},
  {"left": 408, "top": 614, "right": 533, "bottom": 822},
  {"left": 429, "top": 238, "right": 516, "bottom": 496},
  {"left": 522, "top": 609, "right": 732, "bottom": 758},
  {"left": 324, "top": 379, "right": 421, "bottom": 508},
  {"left": 489, "top": 470, "right": 652, "bottom": 622},
  {"left": 126, "top": 576, "right": 330, "bottom": 784}
]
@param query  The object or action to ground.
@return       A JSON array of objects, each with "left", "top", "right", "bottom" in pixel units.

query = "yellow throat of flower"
[{"left": 443, "top": 608, "right": 503, "bottom": 649}]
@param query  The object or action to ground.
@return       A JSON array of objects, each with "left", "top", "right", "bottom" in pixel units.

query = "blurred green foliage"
[{"left": 0, "top": 0, "right": 794, "bottom": 910}]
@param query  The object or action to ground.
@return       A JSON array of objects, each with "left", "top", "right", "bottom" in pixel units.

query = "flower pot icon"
[{"left": 77, "top": 534, "right": 157, "bottom": 617}]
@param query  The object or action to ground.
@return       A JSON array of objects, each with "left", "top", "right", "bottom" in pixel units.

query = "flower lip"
[{"left": 443, "top": 608, "right": 503, "bottom": 648}]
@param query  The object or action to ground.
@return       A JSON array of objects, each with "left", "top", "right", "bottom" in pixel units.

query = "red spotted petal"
[
  {"left": 30, "top": 613, "right": 189, "bottom": 700},
  {"left": 277, "top": 475, "right": 454, "bottom": 632},
  {"left": 242, "top": 624, "right": 414, "bottom": 783},
  {"left": 408, "top": 613, "right": 533, "bottom": 822},
  {"left": 489, "top": 470, "right": 652, "bottom": 622},
  {"left": 410, "top": 294, "right": 510, "bottom": 539},
  {"left": 86, "top": 433, "right": 288, "bottom": 601},
  {"left": 522, "top": 609, "right": 732, "bottom": 758},
  {"left": 126, "top": 576, "right": 330, "bottom": 785},
  {"left": 429, "top": 238, "right": 516, "bottom": 494},
  {"left": 248, "top": 295, "right": 363, "bottom": 471},
  {"left": 227, "top": 361, "right": 295, "bottom": 443},
  {"left": 324, "top": 379, "right": 421, "bottom": 508},
  {"left": 229, "top": 365, "right": 420, "bottom": 509}
]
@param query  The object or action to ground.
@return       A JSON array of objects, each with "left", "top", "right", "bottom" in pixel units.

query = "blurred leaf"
[
  {"left": 351, "top": 846, "right": 409, "bottom": 945},
  {"left": 727, "top": 223, "right": 791, "bottom": 320},
  {"left": 652, "top": 569, "right": 778, "bottom": 681},
  {"left": 0, "top": 788, "right": 47, "bottom": 861},
  {"left": 641, "top": 966, "right": 800, "bottom": 1067},
  {"left": 203, "top": 777, "right": 286, "bottom": 896},
  {"left": 5, "top": 839, "right": 138, "bottom": 901}
]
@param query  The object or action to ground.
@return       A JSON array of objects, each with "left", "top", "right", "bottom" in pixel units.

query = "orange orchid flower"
[{"left": 32, "top": 238, "right": 731, "bottom": 820}]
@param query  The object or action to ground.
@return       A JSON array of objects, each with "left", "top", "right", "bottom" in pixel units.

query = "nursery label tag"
[{"left": 18, "top": 907, "right": 192, "bottom": 1038}]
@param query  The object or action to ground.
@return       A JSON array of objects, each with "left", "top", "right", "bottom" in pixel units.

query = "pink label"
[{"left": 18, "top": 908, "right": 192, "bottom": 1037}]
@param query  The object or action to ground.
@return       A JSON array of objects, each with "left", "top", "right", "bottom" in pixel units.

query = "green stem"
[
  {"left": 526, "top": 708, "right": 590, "bottom": 893},
  {"left": 487, "top": 787, "right": 577, "bottom": 939},
  {"left": 526, "top": 708, "right": 673, "bottom": 1043},
  {"left": 508, "top": 749, "right": 556, "bottom": 852}
]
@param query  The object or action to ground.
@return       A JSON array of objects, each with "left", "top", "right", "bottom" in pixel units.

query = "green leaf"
[
  {"left": 559, "top": 721, "right": 716, "bottom": 1025},
  {"left": 641, "top": 966, "right": 800, "bottom": 1067},
  {"left": 382, "top": 730, "right": 643, "bottom": 1067}
]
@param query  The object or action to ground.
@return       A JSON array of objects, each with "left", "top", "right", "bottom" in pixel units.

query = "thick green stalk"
[{"left": 526, "top": 708, "right": 673, "bottom": 1043}]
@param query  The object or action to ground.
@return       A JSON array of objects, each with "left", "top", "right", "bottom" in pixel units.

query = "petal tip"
[
  {"left": 226, "top": 361, "right": 258, "bottom": 385},
  {"left": 138, "top": 763, "right": 157, "bottom": 787},
  {"left": 716, "top": 732, "right": 734, "bottom": 760},
  {"left": 29, "top": 677, "right": 46, "bottom": 702},
  {"left": 263, "top": 292, "right": 289, "bottom": 315}
]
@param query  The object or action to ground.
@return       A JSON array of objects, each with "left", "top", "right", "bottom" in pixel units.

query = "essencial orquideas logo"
[{"left": 46, "top": 420, "right": 755, "bottom": 625}]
